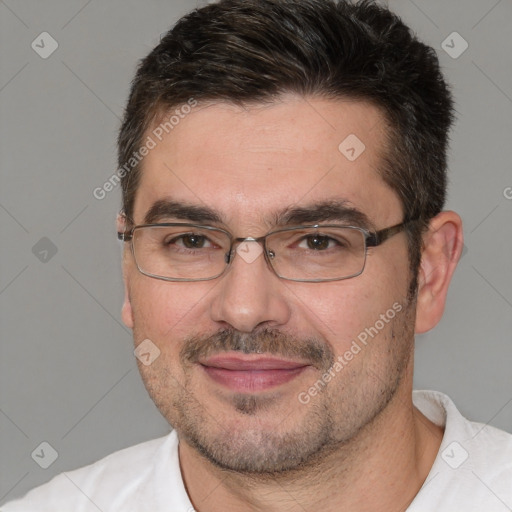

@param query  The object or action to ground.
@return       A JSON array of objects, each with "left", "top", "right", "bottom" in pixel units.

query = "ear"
[
  {"left": 415, "top": 211, "right": 464, "bottom": 334},
  {"left": 117, "top": 213, "right": 134, "bottom": 329}
]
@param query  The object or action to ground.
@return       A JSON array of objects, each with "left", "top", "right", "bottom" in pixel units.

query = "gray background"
[{"left": 0, "top": 0, "right": 511, "bottom": 504}]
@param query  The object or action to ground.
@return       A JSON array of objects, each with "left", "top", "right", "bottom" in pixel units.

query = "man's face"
[{"left": 121, "top": 96, "right": 416, "bottom": 473}]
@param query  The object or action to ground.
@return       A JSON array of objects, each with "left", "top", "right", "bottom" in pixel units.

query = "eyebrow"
[
  {"left": 274, "top": 200, "right": 374, "bottom": 230},
  {"left": 144, "top": 200, "right": 223, "bottom": 225},
  {"left": 142, "top": 198, "right": 374, "bottom": 230}
]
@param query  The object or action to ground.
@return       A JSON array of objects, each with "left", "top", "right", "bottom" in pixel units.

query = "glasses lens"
[
  {"left": 132, "top": 226, "right": 230, "bottom": 280},
  {"left": 266, "top": 226, "right": 366, "bottom": 281}
]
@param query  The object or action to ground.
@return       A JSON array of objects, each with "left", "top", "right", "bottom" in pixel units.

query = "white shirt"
[{"left": 2, "top": 391, "right": 512, "bottom": 512}]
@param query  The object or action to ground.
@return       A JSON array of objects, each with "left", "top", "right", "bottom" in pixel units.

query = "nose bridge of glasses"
[{"left": 225, "top": 236, "right": 270, "bottom": 264}]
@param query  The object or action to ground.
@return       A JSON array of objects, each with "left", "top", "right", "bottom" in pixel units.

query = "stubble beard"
[{"left": 136, "top": 299, "right": 416, "bottom": 476}]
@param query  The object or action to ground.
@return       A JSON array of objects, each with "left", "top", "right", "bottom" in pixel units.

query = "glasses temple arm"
[
  {"left": 118, "top": 232, "right": 133, "bottom": 242},
  {"left": 366, "top": 219, "right": 421, "bottom": 247}
]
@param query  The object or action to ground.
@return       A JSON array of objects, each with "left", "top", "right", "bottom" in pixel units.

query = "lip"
[{"left": 199, "top": 353, "right": 310, "bottom": 392}]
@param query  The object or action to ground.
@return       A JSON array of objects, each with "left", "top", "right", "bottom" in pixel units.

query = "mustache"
[{"left": 180, "top": 328, "right": 334, "bottom": 371}]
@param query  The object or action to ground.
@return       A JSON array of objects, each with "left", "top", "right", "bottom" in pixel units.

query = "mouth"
[{"left": 198, "top": 352, "right": 311, "bottom": 393}]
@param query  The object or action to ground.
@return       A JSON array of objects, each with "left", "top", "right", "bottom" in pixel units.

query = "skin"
[{"left": 118, "top": 95, "right": 464, "bottom": 511}]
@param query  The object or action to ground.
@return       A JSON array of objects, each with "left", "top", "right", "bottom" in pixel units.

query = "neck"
[{"left": 178, "top": 383, "right": 443, "bottom": 512}]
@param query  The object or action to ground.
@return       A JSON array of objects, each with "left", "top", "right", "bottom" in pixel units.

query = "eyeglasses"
[{"left": 118, "top": 220, "right": 417, "bottom": 283}]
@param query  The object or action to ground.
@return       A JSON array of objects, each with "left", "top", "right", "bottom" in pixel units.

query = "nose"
[{"left": 209, "top": 240, "right": 291, "bottom": 332}]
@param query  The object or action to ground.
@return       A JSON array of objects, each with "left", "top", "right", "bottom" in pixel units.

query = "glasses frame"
[{"left": 118, "top": 219, "right": 418, "bottom": 283}]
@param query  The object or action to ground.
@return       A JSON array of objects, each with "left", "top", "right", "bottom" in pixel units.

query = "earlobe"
[
  {"left": 121, "top": 260, "right": 134, "bottom": 329},
  {"left": 415, "top": 211, "right": 464, "bottom": 334},
  {"left": 117, "top": 212, "right": 134, "bottom": 329},
  {"left": 122, "top": 291, "right": 134, "bottom": 329}
]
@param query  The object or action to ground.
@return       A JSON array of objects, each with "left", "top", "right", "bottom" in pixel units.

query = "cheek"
[
  {"left": 289, "top": 269, "right": 408, "bottom": 355},
  {"left": 129, "top": 276, "right": 217, "bottom": 342}
]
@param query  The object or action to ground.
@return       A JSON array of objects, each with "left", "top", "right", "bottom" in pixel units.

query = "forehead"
[{"left": 133, "top": 95, "right": 402, "bottom": 230}]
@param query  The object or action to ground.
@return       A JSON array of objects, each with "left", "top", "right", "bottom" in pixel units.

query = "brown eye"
[
  {"left": 305, "top": 235, "right": 331, "bottom": 250},
  {"left": 180, "top": 234, "right": 208, "bottom": 249},
  {"left": 165, "top": 233, "right": 213, "bottom": 249}
]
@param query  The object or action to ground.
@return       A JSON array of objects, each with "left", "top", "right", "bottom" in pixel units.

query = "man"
[{"left": 4, "top": 0, "right": 511, "bottom": 510}]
